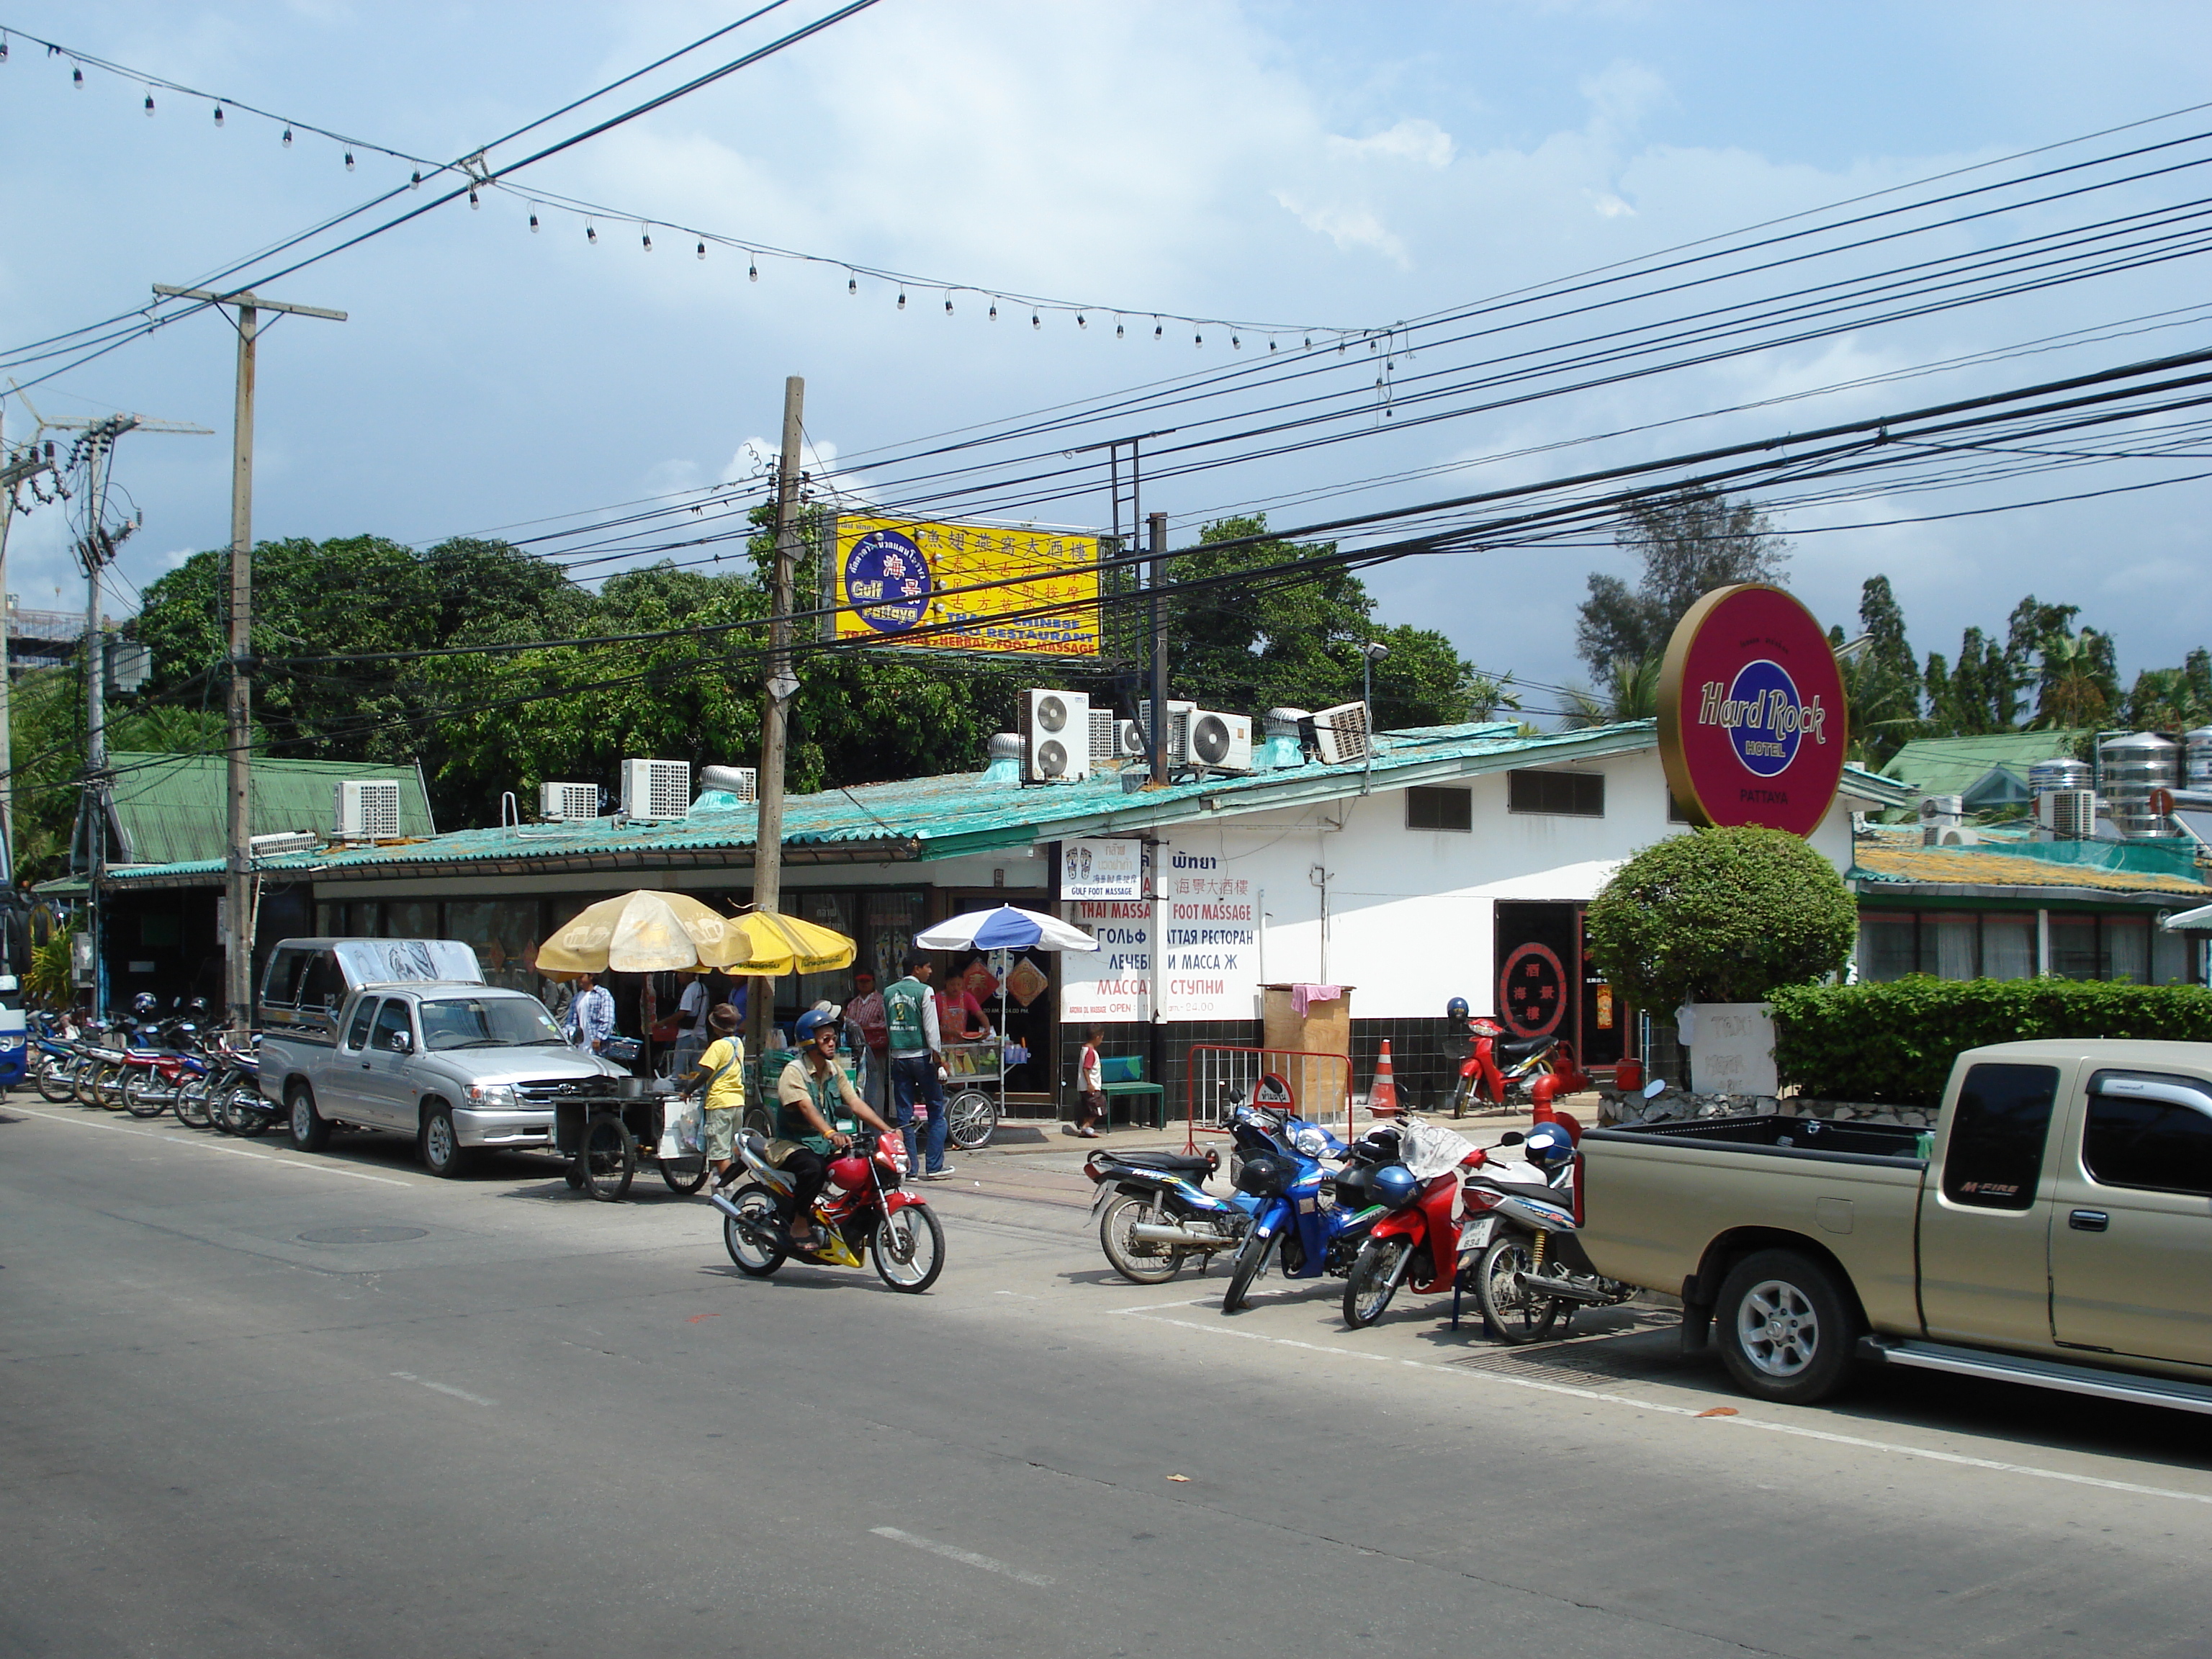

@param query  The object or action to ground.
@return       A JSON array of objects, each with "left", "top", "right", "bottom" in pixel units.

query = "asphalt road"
[{"left": 5, "top": 1100, "right": 2211, "bottom": 1659}]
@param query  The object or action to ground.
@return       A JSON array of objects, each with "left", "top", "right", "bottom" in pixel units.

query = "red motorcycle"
[
  {"left": 1449, "top": 1017, "right": 1589, "bottom": 1121},
  {"left": 712, "top": 1127, "right": 945, "bottom": 1293},
  {"left": 1341, "top": 1120, "right": 1503, "bottom": 1328}
]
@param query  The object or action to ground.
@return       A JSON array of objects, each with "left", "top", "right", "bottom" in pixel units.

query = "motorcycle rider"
[{"left": 775, "top": 1008, "right": 897, "bottom": 1251}]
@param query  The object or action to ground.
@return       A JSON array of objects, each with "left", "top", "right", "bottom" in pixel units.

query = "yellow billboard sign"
[{"left": 833, "top": 516, "right": 1100, "bottom": 656}]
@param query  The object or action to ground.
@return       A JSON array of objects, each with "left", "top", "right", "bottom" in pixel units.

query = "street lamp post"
[{"left": 1360, "top": 641, "right": 1388, "bottom": 795}]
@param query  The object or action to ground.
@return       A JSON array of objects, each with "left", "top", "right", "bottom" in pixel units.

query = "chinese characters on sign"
[
  {"left": 834, "top": 515, "right": 1101, "bottom": 656},
  {"left": 1061, "top": 838, "right": 1144, "bottom": 902},
  {"left": 1498, "top": 941, "right": 1568, "bottom": 1039},
  {"left": 1156, "top": 848, "right": 1259, "bottom": 1021}
]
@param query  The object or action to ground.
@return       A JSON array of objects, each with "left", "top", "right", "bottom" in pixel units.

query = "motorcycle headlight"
[{"left": 466, "top": 1083, "right": 518, "bottom": 1109}]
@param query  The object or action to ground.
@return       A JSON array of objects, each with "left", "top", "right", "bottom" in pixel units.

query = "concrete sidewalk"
[{"left": 972, "top": 1098, "right": 1597, "bottom": 1157}]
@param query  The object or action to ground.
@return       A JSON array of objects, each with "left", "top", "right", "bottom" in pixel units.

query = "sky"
[{"left": 3, "top": 0, "right": 2210, "bottom": 724}]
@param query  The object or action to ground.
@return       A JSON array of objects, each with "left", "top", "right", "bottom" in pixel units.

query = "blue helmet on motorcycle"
[
  {"left": 1370, "top": 1164, "right": 1420, "bottom": 1211},
  {"left": 131, "top": 992, "right": 159, "bottom": 1017},
  {"left": 1522, "top": 1122, "right": 1575, "bottom": 1172},
  {"left": 1446, "top": 995, "right": 1470, "bottom": 1024}
]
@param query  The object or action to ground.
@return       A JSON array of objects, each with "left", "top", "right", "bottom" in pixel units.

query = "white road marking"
[
  {"left": 870, "top": 1526, "right": 1054, "bottom": 1587},
  {"left": 1120, "top": 1310, "right": 2212, "bottom": 1510},
  {"left": 9, "top": 1104, "right": 413, "bottom": 1186},
  {"left": 391, "top": 1371, "right": 498, "bottom": 1407}
]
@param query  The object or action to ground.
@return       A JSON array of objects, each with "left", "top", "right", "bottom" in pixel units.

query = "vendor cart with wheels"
[
  {"left": 940, "top": 1039, "right": 1002, "bottom": 1150},
  {"left": 553, "top": 1079, "right": 709, "bottom": 1202}
]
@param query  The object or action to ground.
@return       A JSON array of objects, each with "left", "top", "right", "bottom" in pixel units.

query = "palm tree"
[{"left": 1563, "top": 655, "right": 1662, "bottom": 728}]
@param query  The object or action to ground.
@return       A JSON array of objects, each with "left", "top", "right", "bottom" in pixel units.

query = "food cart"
[
  {"left": 552, "top": 1077, "right": 708, "bottom": 1202},
  {"left": 940, "top": 1039, "right": 1002, "bottom": 1149}
]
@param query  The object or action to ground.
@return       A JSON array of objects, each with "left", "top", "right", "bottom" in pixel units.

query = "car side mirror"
[{"left": 387, "top": 1030, "right": 413, "bottom": 1054}]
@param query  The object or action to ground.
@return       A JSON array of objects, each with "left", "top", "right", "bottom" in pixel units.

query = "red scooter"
[
  {"left": 1449, "top": 1017, "right": 1589, "bottom": 1120},
  {"left": 1340, "top": 1120, "right": 1504, "bottom": 1328}
]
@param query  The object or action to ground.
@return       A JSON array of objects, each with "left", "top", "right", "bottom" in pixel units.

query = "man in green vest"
[{"left": 884, "top": 954, "right": 952, "bottom": 1179}]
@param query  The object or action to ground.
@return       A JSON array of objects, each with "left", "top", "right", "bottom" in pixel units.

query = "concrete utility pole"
[
  {"left": 1147, "top": 511, "right": 1169, "bottom": 785},
  {"left": 154, "top": 284, "right": 346, "bottom": 1033},
  {"left": 750, "top": 375, "right": 804, "bottom": 1054}
]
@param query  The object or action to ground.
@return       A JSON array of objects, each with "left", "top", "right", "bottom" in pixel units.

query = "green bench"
[{"left": 1093, "top": 1053, "right": 1167, "bottom": 1129}]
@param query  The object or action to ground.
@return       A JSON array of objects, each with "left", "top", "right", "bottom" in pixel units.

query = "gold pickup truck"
[{"left": 1578, "top": 1039, "right": 2212, "bottom": 1413}]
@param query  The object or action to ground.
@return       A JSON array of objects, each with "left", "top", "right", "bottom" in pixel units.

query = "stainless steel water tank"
[
  {"left": 2187, "top": 726, "right": 2212, "bottom": 789},
  {"left": 2099, "top": 731, "right": 2181, "bottom": 836},
  {"left": 2027, "top": 756, "right": 2092, "bottom": 796}
]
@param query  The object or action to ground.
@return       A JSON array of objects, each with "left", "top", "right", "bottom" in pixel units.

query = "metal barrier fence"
[{"left": 1184, "top": 1045, "right": 1354, "bottom": 1150}]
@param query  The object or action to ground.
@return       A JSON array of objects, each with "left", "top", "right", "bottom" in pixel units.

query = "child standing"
[{"left": 1073, "top": 1027, "right": 1107, "bottom": 1138}]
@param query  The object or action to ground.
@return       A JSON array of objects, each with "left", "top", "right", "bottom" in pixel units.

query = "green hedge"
[{"left": 1770, "top": 979, "right": 2212, "bottom": 1106}]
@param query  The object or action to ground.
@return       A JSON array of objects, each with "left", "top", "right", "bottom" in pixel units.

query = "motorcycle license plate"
[{"left": 1459, "top": 1216, "right": 1498, "bottom": 1252}]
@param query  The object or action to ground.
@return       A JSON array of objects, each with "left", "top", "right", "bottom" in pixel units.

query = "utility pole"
[
  {"left": 750, "top": 375, "right": 804, "bottom": 1055},
  {"left": 154, "top": 284, "right": 346, "bottom": 1033},
  {"left": 1147, "top": 511, "right": 1169, "bottom": 785}
]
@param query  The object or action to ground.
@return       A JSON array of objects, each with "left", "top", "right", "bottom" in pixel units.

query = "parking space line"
[
  {"left": 1122, "top": 1310, "right": 2212, "bottom": 1509},
  {"left": 7, "top": 1103, "right": 413, "bottom": 1187},
  {"left": 392, "top": 1371, "right": 498, "bottom": 1406},
  {"left": 869, "top": 1526, "right": 1053, "bottom": 1587}
]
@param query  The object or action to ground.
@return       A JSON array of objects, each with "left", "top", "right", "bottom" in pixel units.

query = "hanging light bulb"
[
  {"left": 1, "top": 37, "right": 9, "bottom": 63},
  {"left": 896, "top": 291, "right": 906, "bottom": 310},
  {"left": 1268, "top": 339, "right": 1277, "bottom": 352},
  {"left": 696, "top": 240, "right": 706, "bottom": 259},
  {"left": 410, "top": 170, "right": 421, "bottom": 188},
  {"left": 1194, "top": 332, "right": 1204, "bottom": 347},
  {"left": 988, "top": 302, "right": 997, "bottom": 320},
  {"left": 468, "top": 188, "right": 480, "bottom": 210},
  {"left": 282, "top": 126, "right": 293, "bottom": 147},
  {"left": 1115, "top": 323, "right": 1125, "bottom": 340},
  {"left": 343, "top": 150, "right": 355, "bottom": 171},
  {"left": 73, "top": 65, "right": 84, "bottom": 87},
  {"left": 848, "top": 275, "right": 858, "bottom": 295},
  {"left": 1232, "top": 336, "right": 1241, "bottom": 350},
  {"left": 943, "top": 296, "right": 953, "bottom": 316},
  {"left": 641, "top": 230, "right": 652, "bottom": 251},
  {"left": 1303, "top": 336, "right": 1312, "bottom": 350},
  {"left": 748, "top": 260, "right": 758, "bottom": 282},
  {"left": 1076, "top": 313, "right": 1086, "bottom": 329},
  {"left": 1031, "top": 313, "right": 1040, "bottom": 329},
  {"left": 143, "top": 93, "right": 154, "bottom": 115},
  {"left": 586, "top": 222, "right": 598, "bottom": 245},
  {"left": 529, "top": 212, "right": 539, "bottom": 232},
  {"left": 1154, "top": 322, "right": 1163, "bottom": 340},
  {"left": 213, "top": 104, "right": 225, "bottom": 126}
]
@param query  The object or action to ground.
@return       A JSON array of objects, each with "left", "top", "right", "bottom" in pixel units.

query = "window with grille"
[
  {"left": 1406, "top": 786, "right": 1473, "bottom": 832},
  {"left": 1507, "top": 769, "right": 1604, "bottom": 817}
]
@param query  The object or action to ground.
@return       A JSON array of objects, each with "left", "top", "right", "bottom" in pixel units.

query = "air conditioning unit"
[
  {"left": 1022, "top": 688, "right": 1090, "bottom": 783},
  {"left": 1917, "top": 793, "right": 1965, "bottom": 825},
  {"left": 1137, "top": 699, "right": 1196, "bottom": 765},
  {"left": 539, "top": 781, "right": 601, "bottom": 822},
  {"left": 698, "top": 764, "right": 758, "bottom": 804},
  {"left": 620, "top": 758, "right": 692, "bottom": 821},
  {"left": 248, "top": 830, "right": 318, "bottom": 858},
  {"left": 1306, "top": 701, "right": 1371, "bottom": 765},
  {"left": 1188, "top": 709, "right": 1254, "bottom": 773},
  {"left": 2037, "top": 788, "right": 2098, "bottom": 840},
  {"left": 1088, "top": 706, "right": 1120, "bottom": 768},
  {"left": 1115, "top": 719, "right": 1147, "bottom": 760},
  {"left": 333, "top": 779, "right": 403, "bottom": 841}
]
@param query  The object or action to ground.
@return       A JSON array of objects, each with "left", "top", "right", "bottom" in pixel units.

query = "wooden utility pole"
[
  {"left": 1147, "top": 511, "right": 1169, "bottom": 783},
  {"left": 750, "top": 375, "right": 804, "bottom": 1054},
  {"left": 153, "top": 284, "right": 346, "bottom": 1032}
]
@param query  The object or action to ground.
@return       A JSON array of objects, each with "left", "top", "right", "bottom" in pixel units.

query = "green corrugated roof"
[
  {"left": 107, "top": 751, "right": 435, "bottom": 866},
  {"left": 81, "top": 719, "right": 1905, "bottom": 889},
  {"left": 1879, "top": 731, "right": 2090, "bottom": 800}
]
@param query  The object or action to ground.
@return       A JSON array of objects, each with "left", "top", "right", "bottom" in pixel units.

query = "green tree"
[
  {"left": 1563, "top": 654, "right": 1661, "bottom": 728},
  {"left": 1575, "top": 488, "right": 1789, "bottom": 674},
  {"left": 2123, "top": 649, "right": 2212, "bottom": 729},
  {"left": 1583, "top": 825, "right": 1858, "bottom": 1012}
]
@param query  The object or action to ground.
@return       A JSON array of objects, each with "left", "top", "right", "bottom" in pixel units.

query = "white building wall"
[{"left": 1153, "top": 745, "right": 1858, "bottom": 1021}]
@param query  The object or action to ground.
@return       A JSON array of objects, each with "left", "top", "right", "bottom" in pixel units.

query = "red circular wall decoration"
[
  {"left": 1657, "top": 583, "right": 1849, "bottom": 838},
  {"left": 1498, "top": 942, "right": 1568, "bottom": 1038}
]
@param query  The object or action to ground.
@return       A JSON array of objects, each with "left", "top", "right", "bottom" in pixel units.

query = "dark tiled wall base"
[{"left": 1052, "top": 1017, "right": 1472, "bottom": 1120}]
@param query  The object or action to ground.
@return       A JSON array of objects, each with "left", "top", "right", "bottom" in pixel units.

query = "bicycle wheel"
[
  {"left": 580, "top": 1115, "right": 636, "bottom": 1202},
  {"left": 946, "top": 1089, "right": 997, "bottom": 1150},
  {"left": 660, "top": 1155, "right": 710, "bottom": 1195}
]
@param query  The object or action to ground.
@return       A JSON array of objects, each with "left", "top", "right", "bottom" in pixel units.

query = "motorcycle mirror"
[
  {"left": 1642, "top": 1078, "right": 1667, "bottom": 1099},
  {"left": 1498, "top": 1130, "right": 1524, "bottom": 1146}
]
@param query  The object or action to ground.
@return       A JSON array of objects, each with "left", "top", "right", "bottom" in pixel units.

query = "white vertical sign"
[
  {"left": 1156, "top": 843, "right": 1260, "bottom": 1021},
  {"left": 1060, "top": 901, "right": 1153, "bottom": 1022}
]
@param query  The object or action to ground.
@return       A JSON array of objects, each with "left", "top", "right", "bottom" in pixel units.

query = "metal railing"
[{"left": 1184, "top": 1044, "right": 1353, "bottom": 1150}]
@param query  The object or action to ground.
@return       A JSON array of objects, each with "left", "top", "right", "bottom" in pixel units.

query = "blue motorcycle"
[
  {"left": 1086, "top": 1143, "right": 1253, "bottom": 1284},
  {"left": 1220, "top": 1107, "right": 1402, "bottom": 1313}
]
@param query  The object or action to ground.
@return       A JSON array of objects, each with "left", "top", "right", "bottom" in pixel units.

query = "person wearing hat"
[
  {"left": 675, "top": 1002, "right": 748, "bottom": 1190},
  {"left": 775, "top": 1007, "right": 897, "bottom": 1250}
]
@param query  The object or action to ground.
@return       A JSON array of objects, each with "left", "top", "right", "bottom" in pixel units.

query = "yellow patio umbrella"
[
  {"left": 722, "top": 908, "right": 857, "bottom": 977},
  {"left": 535, "top": 889, "right": 750, "bottom": 976}
]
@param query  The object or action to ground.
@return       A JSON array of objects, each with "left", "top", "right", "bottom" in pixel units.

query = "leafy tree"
[
  {"left": 1838, "top": 575, "right": 1923, "bottom": 766},
  {"left": 1584, "top": 825, "right": 1858, "bottom": 1012},
  {"left": 2123, "top": 649, "right": 2212, "bottom": 730},
  {"left": 1575, "top": 488, "right": 1789, "bottom": 675},
  {"left": 1563, "top": 654, "right": 1660, "bottom": 728}
]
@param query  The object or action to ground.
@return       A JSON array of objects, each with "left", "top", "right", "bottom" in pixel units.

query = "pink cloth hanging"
[{"left": 1290, "top": 983, "right": 1344, "bottom": 1017}]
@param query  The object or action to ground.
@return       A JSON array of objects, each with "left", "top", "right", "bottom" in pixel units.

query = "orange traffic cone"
[{"left": 1368, "top": 1039, "right": 1400, "bottom": 1117}]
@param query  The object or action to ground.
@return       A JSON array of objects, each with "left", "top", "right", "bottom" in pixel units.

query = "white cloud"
[
  {"left": 1272, "top": 190, "right": 1408, "bottom": 264},
  {"left": 1327, "top": 118, "right": 1456, "bottom": 169}
]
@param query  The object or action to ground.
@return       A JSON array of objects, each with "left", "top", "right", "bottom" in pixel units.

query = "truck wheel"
[
  {"left": 1714, "top": 1249, "right": 1861, "bottom": 1406},
  {"left": 287, "top": 1084, "right": 331, "bottom": 1154},
  {"left": 419, "top": 1105, "right": 472, "bottom": 1179}
]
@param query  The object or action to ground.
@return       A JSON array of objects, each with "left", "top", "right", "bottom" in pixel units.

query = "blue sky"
[{"left": 3, "top": 1, "right": 2209, "bottom": 719}]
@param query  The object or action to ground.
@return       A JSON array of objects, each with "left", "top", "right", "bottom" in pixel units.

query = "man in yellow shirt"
[{"left": 678, "top": 1002, "right": 747, "bottom": 1190}]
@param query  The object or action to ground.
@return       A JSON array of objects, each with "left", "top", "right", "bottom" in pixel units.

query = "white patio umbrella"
[{"left": 913, "top": 906, "right": 1100, "bottom": 1123}]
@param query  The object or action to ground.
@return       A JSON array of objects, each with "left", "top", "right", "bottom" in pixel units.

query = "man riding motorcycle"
[{"left": 775, "top": 1008, "right": 899, "bottom": 1251}]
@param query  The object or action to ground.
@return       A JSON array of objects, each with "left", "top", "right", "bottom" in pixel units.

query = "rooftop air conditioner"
[
  {"left": 1137, "top": 699, "right": 1196, "bottom": 765},
  {"left": 2037, "top": 788, "right": 2097, "bottom": 840},
  {"left": 1306, "top": 701, "right": 1371, "bottom": 765},
  {"left": 698, "top": 764, "right": 758, "bottom": 804},
  {"left": 1022, "top": 688, "right": 1090, "bottom": 783},
  {"left": 1115, "top": 719, "right": 1147, "bottom": 760},
  {"left": 539, "top": 781, "right": 601, "bottom": 822},
  {"left": 620, "top": 759, "right": 692, "bottom": 821},
  {"left": 333, "top": 779, "right": 403, "bottom": 841},
  {"left": 1917, "top": 793, "right": 1966, "bottom": 825},
  {"left": 1088, "top": 706, "right": 1120, "bottom": 768},
  {"left": 1188, "top": 709, "right": 1254, "bottom": 774},
  {"left": 248, "top": 830, "right": 318, "bottom": 858}
]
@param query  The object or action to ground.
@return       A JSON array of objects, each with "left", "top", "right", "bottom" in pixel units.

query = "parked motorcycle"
[
  {"left": 1464, "top": 1122, "right": 1635, "bottom": 1342},
  {"left": 712, "top": 1127, "right": 944, "bottom": 1293},
  {"left": 206, "top": 1034, "right": 274, "bottom": 1136},
  {"left": 1448, "top": 1017, "right": 1590, "bottom": 1118},
  {"left": 1084, "top": 1145, "right": 1249, "bottom": 1283},
  {"left": 1219, "top": 1106, "right": 1400, "bottom": 1313},
  {"left": 28, "top": 1014, "right": 83, "bottom": 1105},
  {"left": 117, "top": 1007, "right": 210, "bottom": 1120}
]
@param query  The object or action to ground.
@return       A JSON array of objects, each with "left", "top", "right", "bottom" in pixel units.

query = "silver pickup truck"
[
  {"left": 1579, "top": 1038, "right": 2212, "bottom": 1416},
  {"left": 263, "top": 983, "right": 626, "bottom": 1177}
]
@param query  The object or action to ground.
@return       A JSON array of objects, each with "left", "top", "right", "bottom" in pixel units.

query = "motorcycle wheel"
[
  {"left": 36, "top": 1053, "right": 76, "bottom": 1104},
  {"left": 721, "top": 1183, "right": 788, "bottom": 1277},
  {"left": 1342, "top": 1236, "right": 1409, "bottom": 1328},
  {"left": 1221, "top": 1226, "right": 1274, "bottom": 1313},
  {"left": 871, "top": 1204, "right": 945, "bottom": 1294},
  {"left": 1098, "top": 1193, "right": 1184, "bottom": 1285},
  {"left": 71, "top": 1060, "right": 102, "bottom": 1107},
  {"left": 173, "top": 1074, "right": 214, "bottom": 1129},
  {"left": 1475, "top": 1234, "right": 1560, "bottom": 1345},
  {"left": 122, "top": 1071, "right": 170, "bottom": 1120},
  {"left": 580, "top": 1115, "right": 636, "bottom": 1202},
  {"left": 96, "top": 1063, "right": 130, "bottom": 1111},
  {"left": 945, "top": 1088, "right": 997, "bottom": 1150}
]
